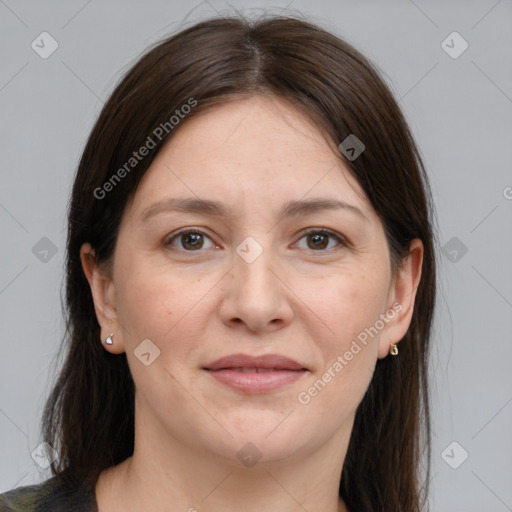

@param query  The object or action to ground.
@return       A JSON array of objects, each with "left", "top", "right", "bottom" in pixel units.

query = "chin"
[{"left": 197, "top": 412, "right": 314, "bottom": 466}]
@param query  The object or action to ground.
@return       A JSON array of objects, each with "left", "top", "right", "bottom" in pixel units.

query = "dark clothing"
[{"left": 0, "top": 476, "right": 97, "bottom": 511}]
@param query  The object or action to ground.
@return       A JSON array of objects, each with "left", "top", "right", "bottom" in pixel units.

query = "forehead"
[
  {"left": 165, "top": 95, "right": 339, "bottom": 165},
  {"left": 128, "top": 95, "right": 371, "bottom": 220}
]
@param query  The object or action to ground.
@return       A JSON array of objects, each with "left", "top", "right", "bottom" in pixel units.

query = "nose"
[{"left": 218, "top": 246, "right": 294, "bottom": 334}]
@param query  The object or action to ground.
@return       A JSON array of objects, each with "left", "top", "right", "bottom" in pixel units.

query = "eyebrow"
[{"left": 140, "top": 196, "right": 368, "bottom": 223}]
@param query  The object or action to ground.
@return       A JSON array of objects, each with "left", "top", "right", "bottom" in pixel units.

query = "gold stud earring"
[
  {"left": 390, "top": 343, "right": 398, "bottom": 356},
  {"left": 104, "top": 333, "right": 114, "bottom": 346}
]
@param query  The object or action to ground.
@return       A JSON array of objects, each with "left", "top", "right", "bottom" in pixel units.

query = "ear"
[
  {"left": 80, "top": 243, "right": 125, "bottom": 354},
  {"left": 378, "top": 238, "right": 424, "bottom": 359}
]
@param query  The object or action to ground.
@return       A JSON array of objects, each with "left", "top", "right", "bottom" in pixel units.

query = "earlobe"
[
  {"left": 378, "top": 239, "right": 424, "bottom": 359},
  {"left": 80, "top": 243, "right": 125, "bottom": 354}
]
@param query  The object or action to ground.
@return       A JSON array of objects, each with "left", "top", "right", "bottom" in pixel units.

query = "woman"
[{"left": 0, "top": 13, "right": 436, "bottom": 512}]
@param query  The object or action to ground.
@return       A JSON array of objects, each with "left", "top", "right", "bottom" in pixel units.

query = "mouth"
[{"left": 203, "top": 353, "right": 308, "bottom": 394}]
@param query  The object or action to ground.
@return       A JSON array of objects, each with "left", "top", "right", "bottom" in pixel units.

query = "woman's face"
[{"left": 83, "top": 95, "right": 421, "bottom": 466}]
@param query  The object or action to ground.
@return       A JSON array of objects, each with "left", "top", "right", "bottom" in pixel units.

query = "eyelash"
[{"left": 163, "top": 228, "right": 348, "bottom": 253}]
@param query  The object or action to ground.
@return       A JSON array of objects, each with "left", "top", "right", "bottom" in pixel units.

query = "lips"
[
  {"left": 203, "top": 353, "right": 308, "bottom": 394},
  {"left": 204, "top": 353, "right": 306, "bottom": 372}
]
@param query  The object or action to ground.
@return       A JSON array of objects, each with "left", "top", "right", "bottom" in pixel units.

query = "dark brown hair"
[{"left": 43, "top": 13, "right": 437, "bottom": 512}]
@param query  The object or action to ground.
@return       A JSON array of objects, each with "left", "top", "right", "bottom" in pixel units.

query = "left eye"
[
  {"left": 164, "top": 228, "right": 346, "bottom": 252},
  {"left": 165, "top": 230, "right": 215, "bottom": 251},
  {"left": 295, "top": 229, "right": 346, "bottom": 251}
]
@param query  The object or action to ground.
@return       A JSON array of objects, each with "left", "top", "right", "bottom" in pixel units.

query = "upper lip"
[{"left": 204, "top": 353, "right": 307, "bottom": 371}]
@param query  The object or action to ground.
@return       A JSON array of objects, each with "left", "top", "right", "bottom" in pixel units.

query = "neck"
[{"left": 95, "top": 400, "right": 353, "bottom": 512}]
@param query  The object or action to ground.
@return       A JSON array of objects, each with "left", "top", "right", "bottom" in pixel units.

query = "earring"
[
  {"left": 104, "top": 333, "right": 114, "bottom": 346},
  {"left": 390, "top": 343, "right": 398, "bottom": 356}
]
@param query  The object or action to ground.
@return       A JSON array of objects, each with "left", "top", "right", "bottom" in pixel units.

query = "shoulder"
[
  {"left": 0, "top": 478, "right": 57, "bottom": 512},
  {"left": 0, "top": 476, "right": 97, "bottom": 512}
]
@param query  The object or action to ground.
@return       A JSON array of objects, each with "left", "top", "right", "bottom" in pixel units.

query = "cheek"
[
  {"left": 113, "top": 265, "right": 208, "bottom": 411},
  {"left": 116, "top": 273, "right": 174, "bottom": 341},
  {"left": 113, "top": 258, "right": 220, "bottom": 394},
  {"left": 303, "top": 267, "right": 389, "bottom": 352},
  {"left": 295, "top": 268, "right": 387, "bottom": 409},
  {"left": 114, "top": 254, "right": 208, "bottom": 341}
]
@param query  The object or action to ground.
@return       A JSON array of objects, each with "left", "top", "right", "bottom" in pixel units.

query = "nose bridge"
[
  {"left": 222, "top": 234, "right": 293, "bottom": 330},
  {"left": 234, "top": 235, "right": 277, "bottom": 295}
]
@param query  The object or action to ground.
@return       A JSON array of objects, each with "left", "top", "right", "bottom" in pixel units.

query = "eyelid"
[
  {"left": 163, "top": 227, "right": 217, "bottom": 250},
  {"left": 294, "top": 227, "right": 348, "bottom": 250},
  {"left": 164, "top": 227, "right": 348, "bottom": 252}
]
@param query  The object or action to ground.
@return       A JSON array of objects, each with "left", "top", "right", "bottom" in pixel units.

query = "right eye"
[{"left": 164, "top": 229, "right": 217, "bottom": 251}]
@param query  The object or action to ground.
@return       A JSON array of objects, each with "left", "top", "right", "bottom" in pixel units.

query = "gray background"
[{"left": 1, "top": 0, "right": 511, "bottom": 510}]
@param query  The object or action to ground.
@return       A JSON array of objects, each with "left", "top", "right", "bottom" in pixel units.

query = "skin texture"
[{"left": 81, "top": 95, "right": 423, "bottom": 512}]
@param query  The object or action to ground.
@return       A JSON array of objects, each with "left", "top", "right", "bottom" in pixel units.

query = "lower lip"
[{"left": 205, "top": 369, "right": 307, "bottom": 393}]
